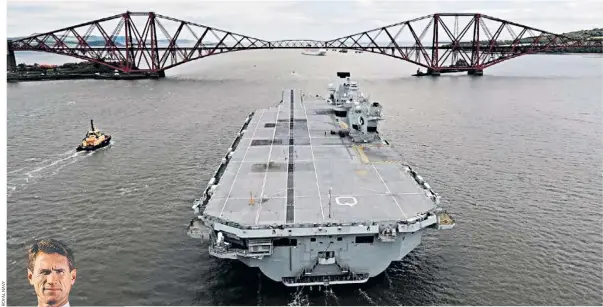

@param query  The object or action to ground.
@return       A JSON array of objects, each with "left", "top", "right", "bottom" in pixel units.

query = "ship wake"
[
  {"left": 7, "top": 148, "right": 101, "bottom": 197},
  {"left": 287, "top": 287, "right": 309, "bottom": 306}
]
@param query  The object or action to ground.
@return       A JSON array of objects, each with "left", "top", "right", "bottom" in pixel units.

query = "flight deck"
[
  {"left": 188, "top": 74, "right": 455, "bottom": 287},
  {"left": 202, "top": 89, "right": 436, "bottom": 227}
]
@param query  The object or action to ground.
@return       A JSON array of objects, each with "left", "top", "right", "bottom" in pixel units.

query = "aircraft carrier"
[{"left": 187, "top": 72, "right": 455, "bottom": 287}]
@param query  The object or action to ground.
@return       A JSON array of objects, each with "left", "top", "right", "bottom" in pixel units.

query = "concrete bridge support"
[
  {"left": 467, "top": 69, "right": 484, "bottom": 76},
  {"left": 7, "top": 41, "right": 17, "bottom": 72},
  {"left": 426, "top": 68, "right": 441, "bottom": 76}
]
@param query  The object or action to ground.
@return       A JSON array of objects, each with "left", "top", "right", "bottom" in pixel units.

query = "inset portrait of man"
[{"left": 27, "top": 239, "right": 77, "bottom": 307}]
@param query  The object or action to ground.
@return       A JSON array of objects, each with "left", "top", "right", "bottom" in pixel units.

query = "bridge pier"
[
  {"left": 412, "top": 68, "right": 440, "bottom": 77},
  {"left": 428, "top": 69, "right": 441, "bottom": 76},
  {"left": 157, "top": 70, "right": 165, "bottom": 78},
  {"left": 467, "top": 69, "right": 483, "bottom": 76},
  {"left": 7, "top": 41, "right": 17, "bottom": 72}
]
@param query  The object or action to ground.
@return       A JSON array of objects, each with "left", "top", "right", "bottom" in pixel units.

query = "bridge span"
[{"left": 7, "top": 11, "right": 602, "bottom": 76}]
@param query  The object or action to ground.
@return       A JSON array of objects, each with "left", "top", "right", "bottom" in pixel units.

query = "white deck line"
[
  {"left": 284, "top": 97, "right": 292, "bottom": 224},
  {"left": 255, "top": 104, "right": 282, "bottom": 224},
  {"left": 301, "top": 92, "right": 325, "bottom": 221},
  {"left": 230, "top": 159, "right": 357, "bottom": 163},
  {"left": 210, "top": 193, "right": 421, "bottom": 201},
  {"left": 371, "top": 164, "right": 408, "bottom": 218},
  {"left": 219, "top": 110, "right": 266, "bottom": 218},
  {"left": 235, "top": 145, "right": 388, "bottom": 148}
]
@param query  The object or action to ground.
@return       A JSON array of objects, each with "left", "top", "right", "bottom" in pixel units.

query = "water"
[{"left": 7, "top": 50, "right": 603, "bottom": 305}]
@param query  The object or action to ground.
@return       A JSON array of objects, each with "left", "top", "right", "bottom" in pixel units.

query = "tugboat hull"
[{"left": 76, "top": 135, "right": 112, "bottom": 152}]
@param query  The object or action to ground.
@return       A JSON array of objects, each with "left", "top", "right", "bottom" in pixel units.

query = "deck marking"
[
  {"left": 241, "top": 137, "right": 392, "bottom": 141},
  {"left": 212, "top": 192, "right": 422, "bottom": 201},
  {"left": 301, "top": 91, "right": 326, "bottom": 221},
  {"left": 255, "top": 99, "right": 282, "bottom": 224},
  {"left": 219, "top": 109, "right": 266, "bottom": 218},
  {"left": 231, "top": 158, "right": 361, "bottom": 163},
  {"left": 283, "top": 92, "right": 292, "bottom": 223},
  {"left": 285, "top": 89, "right": 296, "bottom": 223},
  {"left": 335, "top": 196, "right": 358, "bottom": 207},
  {"left": 234, "top": 144, "right": 390, "bottom": 148},
  {"left": 353, "top": 145, "right": 370, "bottom": 164},
  {"left": 371, "top": 164, "right": 408, "bottom": 218}
]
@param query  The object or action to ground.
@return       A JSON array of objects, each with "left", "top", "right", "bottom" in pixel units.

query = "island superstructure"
[{"left": 187, "top": 72, "right": 455, "bottom": 286}]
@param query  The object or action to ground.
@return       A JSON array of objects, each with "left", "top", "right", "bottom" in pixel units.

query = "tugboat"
[
  {"left": 413, "top": 68, "right": 428, "bottom": 77},
  {"left": 76, "top": 120, "right": 111, "bottom": 152}
]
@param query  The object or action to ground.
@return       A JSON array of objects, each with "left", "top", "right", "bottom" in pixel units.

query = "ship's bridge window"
[
  {"left": 318, "top": 251, "right": 334, "bottom": 259},
  {"left": 273, "top": 238, "right": 297, "bottom": 247},
  {"left": 354, "top": 235, "right": 374, "bottom": 244}
]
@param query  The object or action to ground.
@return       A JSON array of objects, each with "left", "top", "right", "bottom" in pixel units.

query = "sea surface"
[{"left": 7, "top": 50, "right": 603, "bottom": 306}]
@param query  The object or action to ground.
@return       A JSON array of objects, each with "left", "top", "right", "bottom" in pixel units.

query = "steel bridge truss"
[
  {"left": 9, "top": 12, "right": 602, "bottom": 73},
  {"left": 325, "top": 13, "right": 601, "bottom": 72}
]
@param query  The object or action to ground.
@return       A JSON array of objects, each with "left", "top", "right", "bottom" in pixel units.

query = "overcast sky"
[{"left": 7, "top": 0, "right": 603, "bottom": 41}]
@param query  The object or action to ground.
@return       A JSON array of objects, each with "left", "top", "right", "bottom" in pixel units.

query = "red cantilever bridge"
[{"left": 8, "top": 11, "right": 602, "bottom": 76}]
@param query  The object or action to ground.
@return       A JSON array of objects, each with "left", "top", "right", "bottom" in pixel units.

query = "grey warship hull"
[{"left": 188, "top": 86, "right": 454, "bottom": 287}]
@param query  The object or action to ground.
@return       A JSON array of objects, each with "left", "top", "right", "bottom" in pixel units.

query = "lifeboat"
[{"left": 76, "top": 120, "right": 112, "bottom": 152}]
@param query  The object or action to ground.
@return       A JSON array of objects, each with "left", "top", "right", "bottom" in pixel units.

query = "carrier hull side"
[{"left": 231, "top": 231, "right": 424, "bottom": 286}]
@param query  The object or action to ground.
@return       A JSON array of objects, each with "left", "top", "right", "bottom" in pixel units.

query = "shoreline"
[
  {"left": 6, "top": 51, "right": 600, "bottom": 83},
  {"left": 7, "top": 60, "right": 165, "bottom": 83},
  {"left": 7, "top": 72, "right": 164, "bottom": 83}
]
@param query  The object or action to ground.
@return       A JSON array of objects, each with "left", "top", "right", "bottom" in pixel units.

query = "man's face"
[{"left": 27, "top": 252, "right": 76, "bottom": 306}]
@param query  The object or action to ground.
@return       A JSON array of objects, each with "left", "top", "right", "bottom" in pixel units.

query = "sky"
[{"left": 6, "top": 0, "right": 603, "bottom": 41}]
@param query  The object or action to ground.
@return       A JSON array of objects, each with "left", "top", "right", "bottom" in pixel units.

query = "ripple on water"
[{"left": 7, "top": 52, "right": 603, "bottom": 306}]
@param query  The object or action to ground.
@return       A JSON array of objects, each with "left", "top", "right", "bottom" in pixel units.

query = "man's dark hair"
[{"left": 28, "top": 239, "right": 75, "bottom": 272}]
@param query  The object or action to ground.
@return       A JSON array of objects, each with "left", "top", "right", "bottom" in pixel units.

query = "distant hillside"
[
  {"left": 561, "top": 28, "right": 603, "bottom": 39},
  {"left": 440, "top": 27, "right": 602, "bottom": 53},
  {"left": 544, "top": 28, "right": 602, "bottom": 53},
  {"left": 507, "top": 28, "right": 603, "bottom": 44}
]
